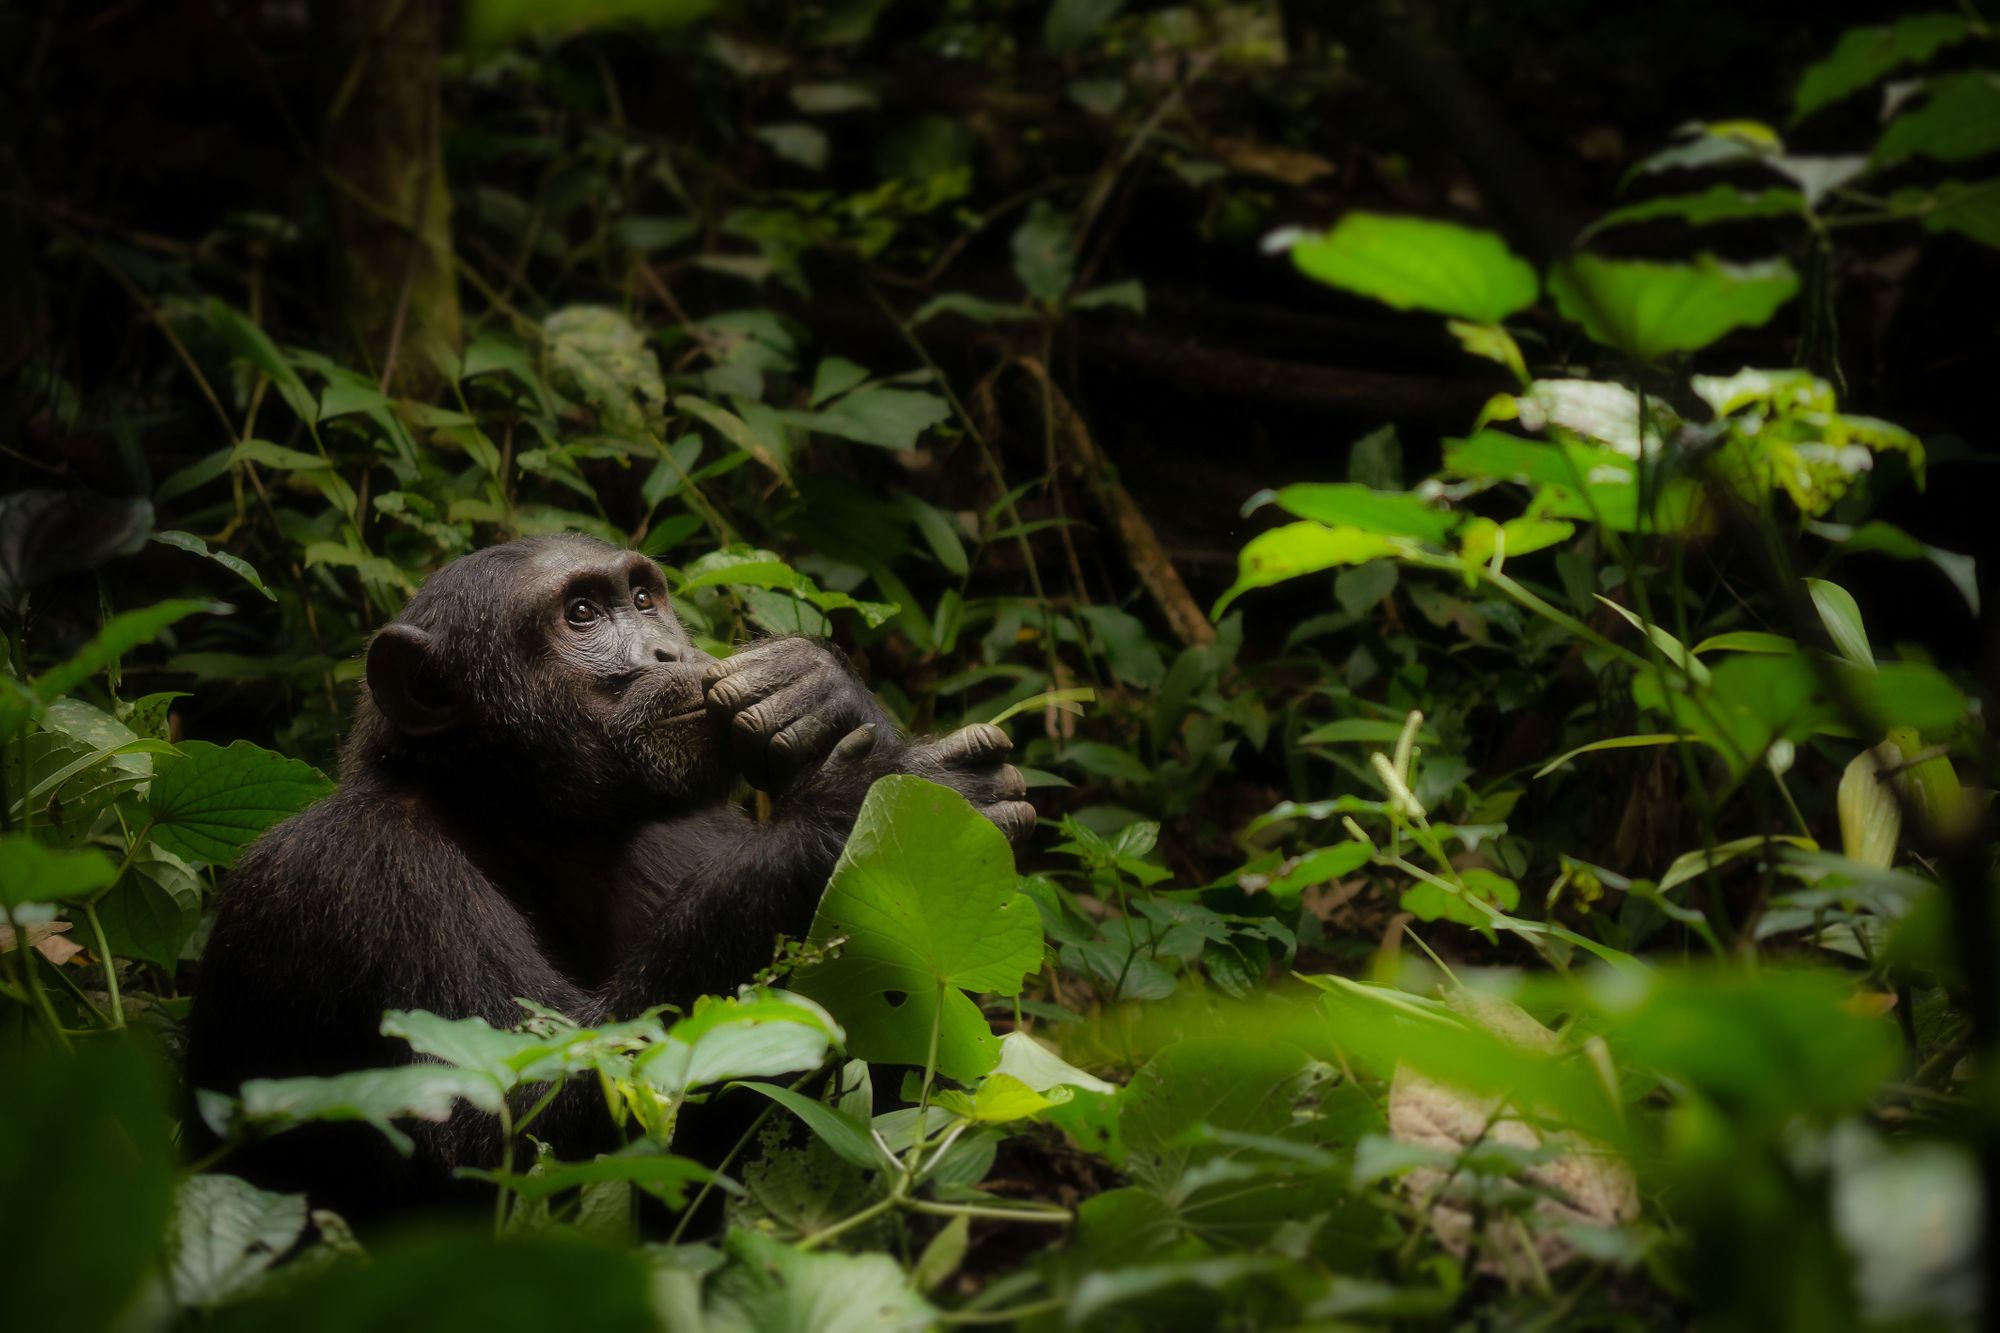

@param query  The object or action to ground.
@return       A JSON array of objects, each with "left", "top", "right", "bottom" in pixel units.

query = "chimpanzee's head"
[{"left": 353, "top": 534, "right": 728, "bottom": 818}]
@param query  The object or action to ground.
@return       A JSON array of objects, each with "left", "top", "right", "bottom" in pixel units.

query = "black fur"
[{"left": 185, "top": 534, "right": 1032, "bottom": 1218}]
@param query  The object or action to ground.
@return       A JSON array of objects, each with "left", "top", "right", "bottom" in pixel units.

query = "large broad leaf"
[
  {"left": 1547, "top": 254, "right": 1798, "bottom": 360},
  {"left": 1290, "top": 214, "right": 1538, "bottom": 324},
  {"left": 148, "top": 741, "right": 334, "bottom": 868},
  {"left": 780, "top": 385, "right": 951, "bottom": 451},
  {"left": 793, "top": 776, "right": 1042, "bottom": 1083},
  {"left": 676, "top": 548, "right": 898, "bottom": 627},
  {"left": 706, "top": 1229, "right": 934, "bottom": 1333},
  {"left": 1793, "top": 14, "right": 1970, "bottom": 121},
  {"left": 1214, "top": 523, "right": 1403, "bottom": 615}
]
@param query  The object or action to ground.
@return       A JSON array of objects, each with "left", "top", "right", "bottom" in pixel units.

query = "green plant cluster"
[{"left": 3, "top": 4, "right": 1996, "bottom": 1331}]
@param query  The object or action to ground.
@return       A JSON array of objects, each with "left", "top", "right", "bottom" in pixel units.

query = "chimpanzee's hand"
[
  {"left": 896, "top": 722, "right": 1037, "bottom": 843},
  {"left": 703, "top": 637, "right": 885, "bottom": 792}
]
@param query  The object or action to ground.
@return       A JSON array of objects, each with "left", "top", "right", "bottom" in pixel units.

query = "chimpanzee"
[{"left": 185, "top": 533, "right": 1033, "bottom": 1218}]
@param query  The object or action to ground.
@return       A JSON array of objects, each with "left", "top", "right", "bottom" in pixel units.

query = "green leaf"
[
  {"left": 1810, "top": 519, "right": 1979, "bottom": 616},
  {"left": 166, "top": 1174, "right": 309, "bottom": 1312},
  {"left": 794, "top": 776, "right": 1042, "bottom": 1083},
  {"left": 238, "top": 1066, "right": 504, "bottom": 1155},
  {"left": 1265, "top": 482, "right": 1459, "bottom": 542},
  {"left": 1547, "top": 253, "right": 1799, "bottom": 360},
  {"left": 0, "top": 834, "right": 117, "bottom": 908},
  {"left": 148, "top": 741, "right": 334, "bottom": 868},
  {"left": 1402, "top": 867, "right": 1520, "bottom": 926},
  {"left": 1012, "top": 201, "right": 1076, "bottom": 305},
  {"left": 643, "top": 989, "right": 843, "bottom": 1096},
  {"left": 1261, "top": 842, "right": 1374, "bottom": 900},
  {"left": 707, "top": 1229, "right": 935, "bottom": 1332},
  {"left": 1045, "top": 0, "right": 1125, "bottom": 53},
  {"left": 1872, "top": 71, "right": 2000, "bottom": 167},
  {"left": 789, "top": 386, "right": 951, "bottom": 451},
  {"left": 1660, "top": 833, "right": 1818, "bottom": 893},
  {"left": 754, "top": 123, "right": 829, "bottom": 171},
  {"left": 152, "top": 531, "right": 277, "bottom": 602},
  {"left": 1807, "top": 578, "right": 1874, "bottom": 669},
  {"left": 1794, "top": 14, "right": 1969, "bottom": 121},
  {"left": 728, "top": 1082, "right": 883, "bottom": 1170},
  {"left": 94, "top": 845, "right": 201, "bottom": 967},
  {"left": 24, "top": 599, "right": 219, "bottom": 712},
  {"left": 1534, "top": 734, "right": 1694, "bottom": 780},
  {"left": 993, "top": 1030, "right": 1117, "bottom": 1094},
  {"left": 809, "top": 356, "right": 870, "bottom": 407},
  {"left": 676, "top": 549, "right": 898, "bottom": 627},
  {"left": 204, "top": 299, "right": 316, "bottom": 423},
  {"left": 1442, "top": 431, "right": 1698, "bottom": 534},
  {"left": 475, "top": 1146, "right": 716, "bottom": 1206},
  {"left": 1121, "top": 1038, "right": 1308, "bottom": 1189},
  {"left": 1596, "top": 595, "right": 1711, "bottom": 684},
  {"left": 543, "top": 305, "right": 667, "bottom": 436},
  {"left": 231, "top": 439, "right": 329, "bottom": 472},
  {"left": 3, "top": 1045, "right": 175, "bottom": 1333},
  {"left": 1586, "top": 185, "right": 1805, "bottom": 236},
  {"left": 1690, "top": 630, "right": 1800, "bottom": 656},
  {"left": 1290, "top": 213, "right": 1538, "bottom": 324},
  {"left": 1214, "top": 523, "right": 1402, "bottom": 615},
  {"left": 932, "top": 1072, "right": 1068, "bottom": 1123},
  {"left": 1911, "top": 178, "right": 2000, "bottom": 251}
]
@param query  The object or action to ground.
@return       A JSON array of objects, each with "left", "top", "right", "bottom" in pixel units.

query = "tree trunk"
[{"left": 320, "top": 0, "right": 461, "bottom": 398}]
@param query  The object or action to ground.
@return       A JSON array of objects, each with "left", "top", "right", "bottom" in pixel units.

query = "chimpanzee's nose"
[{"left": 654, "top": 646, "right": 679, "bottom": 664}]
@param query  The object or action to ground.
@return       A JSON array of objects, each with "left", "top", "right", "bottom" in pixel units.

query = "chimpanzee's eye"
[
  {"left": 566, "top": 598, "right": 598, "bottom": 626},
  {"left": 633, "top": 588, "right": 655, "bottom": 611}
]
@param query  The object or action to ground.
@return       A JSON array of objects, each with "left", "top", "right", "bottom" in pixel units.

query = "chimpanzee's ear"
[{"left": 365, "top": 624, "right": 461, "bottom": 737}]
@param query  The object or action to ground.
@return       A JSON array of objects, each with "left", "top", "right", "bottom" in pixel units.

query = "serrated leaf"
[{"left": 147, "top": 741, "right": 333, "bottom": 868}]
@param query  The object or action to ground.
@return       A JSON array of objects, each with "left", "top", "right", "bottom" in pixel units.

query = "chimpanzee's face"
[
  {"left": 364, "top": 535, "right": 734, "bottom": 819},
  {"left": 527, "top": 543, "right": 726, "bottom": 805}
]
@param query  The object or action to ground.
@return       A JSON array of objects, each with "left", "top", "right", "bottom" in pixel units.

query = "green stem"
[
  {"left": 493, "top": 1097, "right": 514, "bottom": 1236},
  {"left": 906, "top": 1199, "right": 1070, "bottom": 1223},
  {"left": 796, "top": 1192, "right": 899, "bottom": 1252},
  {"left": 939, "top": 1297, "right": 1067, "bottom": 1326},
  {"left": 81, "top": 902, "right": 122, "bottom": 1028},
  {"left": 906, "top": 981, "right": 947, "bottom": 1190}
]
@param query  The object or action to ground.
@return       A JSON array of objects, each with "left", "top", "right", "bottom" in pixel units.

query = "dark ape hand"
[
  {"left": 703, "top": 637, "right": 885, "bottom": 792},
  {"left": 899, "top": 722, "right": 1037, "bottom": 842}
]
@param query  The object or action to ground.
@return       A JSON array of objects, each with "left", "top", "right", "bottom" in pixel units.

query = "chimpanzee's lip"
[{"left": 661, "top": 706, "right": 708, "bottom": 725}]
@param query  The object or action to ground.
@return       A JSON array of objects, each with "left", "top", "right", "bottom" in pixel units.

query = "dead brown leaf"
[{"left": 0, "top": 919, "right": 84, "bottom": 966}]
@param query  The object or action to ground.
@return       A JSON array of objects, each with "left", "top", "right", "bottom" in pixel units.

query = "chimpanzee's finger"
[
  {"left": 931, "top": 723, "right": 1011, "bottom": 769},
  {"left": 705, "top": 652, "right": 795, "bottom": 713},
  {"left": 767, "top": 712, "right": 840, "bottom": 785},
  {"left": 824, "top": 723, "right": 879, "bottom": 770},
  {"left": 980, "top": 799, "right": 1038, "bottom": 842},
  {"left": 992, "top": 763, "right": 1028, "bottom": 801}
]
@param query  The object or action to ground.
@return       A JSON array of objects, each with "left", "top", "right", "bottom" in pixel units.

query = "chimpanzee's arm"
[{"left": 605, "top": 723, "right": 1034, "bottom": 1011}]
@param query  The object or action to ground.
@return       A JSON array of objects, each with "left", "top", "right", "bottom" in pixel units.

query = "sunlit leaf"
[
  {"left": 1290, "top": 213, "right": 1537, "bottom": 324},
  {"left": 1547, "top": 254, "right": 1799, "bottom": 360},
  {"left": 794, "top": 776, "right": 1042, "bottom": 1082}
]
